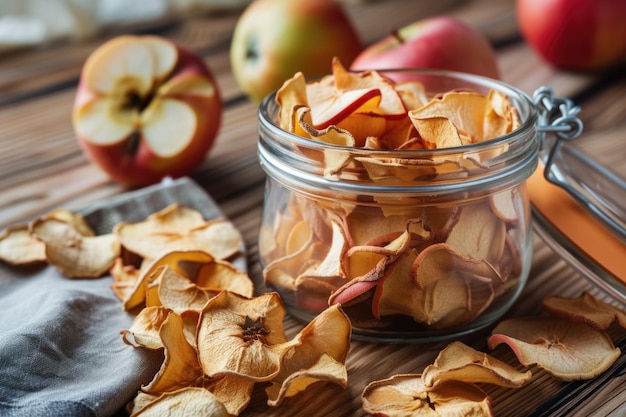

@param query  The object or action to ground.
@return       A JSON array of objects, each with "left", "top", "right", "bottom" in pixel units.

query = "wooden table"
[{"left": 1, "top": 0, "right": 625, "bottom": 416}]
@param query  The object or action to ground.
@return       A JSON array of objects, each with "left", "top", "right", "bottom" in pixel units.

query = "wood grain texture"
[{"left": 0, "top": 0, "right": 624, "bottom": 416}]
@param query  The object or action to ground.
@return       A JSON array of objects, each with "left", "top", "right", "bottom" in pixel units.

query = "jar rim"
[
  {"left": 258, "top": 68, "right": 540, "bottom": 195},
  {"left": 259, "top": 68, "right": 538, "bottom": 156}
]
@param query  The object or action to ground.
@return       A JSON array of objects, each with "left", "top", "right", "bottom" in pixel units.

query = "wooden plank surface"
[{"left": 1, "top": 0, "right": 625, "bottom": 416}]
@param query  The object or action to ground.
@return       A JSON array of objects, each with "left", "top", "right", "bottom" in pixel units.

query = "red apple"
[
  {"left": 517, "top": 0, "right": 626, "bottom": 70},
  {"left": 350, "top": 16, "right": 500, "bottom": 80},
  {"left": 72, "top": 35, "right": 222, "bottom": 187},
  {"left": 230, "top": 0, "right": 363, "bottom": 102}
]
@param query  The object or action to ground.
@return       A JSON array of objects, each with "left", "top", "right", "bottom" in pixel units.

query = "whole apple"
[
  {"left": 350, "top": 16, "right": 500, "bottom": 80},
  {"left": 72, "top": 35, "right": 222, "bottom": 187},
  {"left": 517, "top": 0, "right": 626, "bottom": 70},
  {"left": 230, "top": 0, "right": 363, "bottom": 102}
]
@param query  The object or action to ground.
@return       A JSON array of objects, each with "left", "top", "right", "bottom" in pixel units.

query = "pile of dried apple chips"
[
  {"left": 0, "top": 204, "right": 352, "bottom": 415},
  {"left": 260, "top": 58, "right": 527, "bottom": 334},
  {"left": 361, "top": 291, "right": 625, "bottom": 416}
]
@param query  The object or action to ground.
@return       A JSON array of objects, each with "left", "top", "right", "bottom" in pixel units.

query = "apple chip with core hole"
[
  {"left": 0, "top": 225, "right": 47, "bottom": 266},
  {"left": 421, "top": 341, "right": 532, "bottom": 388},
  {"left": 72, "top": 35, "right": 222, "bottom": 186},
  {"left": 361, "top": 374, "right": 493, "bottom": 417},
  {"left": 488, "top": 317, "right": 621, "bottom": 381},
  {"left": 114, "top": 204, "right": 243, "bottom": 262},
  {"left": 30, "top": 217, "right": 119, "bottom": 278},
  {"left": 197, "top": 291, "right": 289, "bottom": 381},
  {"left": 543, "top": 291, "right": 626, "bottom": 330}
]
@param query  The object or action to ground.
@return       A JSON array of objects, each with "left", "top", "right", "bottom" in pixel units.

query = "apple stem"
[{"left": 391, "top": 28, "right": 405, "bottom": 44}]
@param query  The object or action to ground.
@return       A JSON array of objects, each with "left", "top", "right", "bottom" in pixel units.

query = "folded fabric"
[{"left": 0, "top": 177, "right": 233, "bottom": 417}]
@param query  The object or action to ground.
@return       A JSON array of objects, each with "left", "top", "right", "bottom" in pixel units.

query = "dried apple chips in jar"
[{"left": 257, "top": 59, "right": 539, "bottom": 341}]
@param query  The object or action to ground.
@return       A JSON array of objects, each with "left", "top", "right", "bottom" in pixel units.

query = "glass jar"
[{"left": 257, "top": 70, "right": 544, "bottom": 343}]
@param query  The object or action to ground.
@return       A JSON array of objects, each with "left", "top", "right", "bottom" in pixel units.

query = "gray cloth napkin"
[{"left": 0, "top": 177, "right": 233, "bottom": 417}]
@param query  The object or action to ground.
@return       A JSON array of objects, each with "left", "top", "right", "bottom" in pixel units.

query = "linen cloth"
[{"left": 0, "top": 177, "right": 232, "bottom": 417}]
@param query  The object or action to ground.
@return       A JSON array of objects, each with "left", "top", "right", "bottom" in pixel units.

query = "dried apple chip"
[
  {"left": 266, "top": 305, "right": 351, "bottom": 406},
  {"left": 30, "top": 217, "right": 119, "bottom": 278},
  {"left": 197, "top": 291, "right": 289, "bottom": 381},
  {"left": 422, "top": 341, "right": 532, "bottom": 388},
  {"left": 121, "top": 305, "right": 170, "bottom": 349},
  {"left": 361, "top": 374, "right": 493, "bottom": 417},
  {"left": 409, "top": 90, "right": 491, "bottom": 144},
  {"left": 142, "top": 312, "right": 204, "bottom": 395},
  {"left": 0, "top": 225, "right": 46, "bottom": 266},
  {"left": 543, "top": 291, "right": 626, "bottom": 330},
  {"left": 44, "top": 208, "right": 95, "bottom": 236},
  {"left": 114, "top": 204, "right": 242, "bottom": 261},
  {"left": 275, "top": 71, "right": 309, "bottom": 135},
  {"left": 131, "top": 387, "right": 228, "bottom": 417},
  {"left": 488, "top": 316, "right": 621, "bottom": 381},
  {"left": 204, "top": 375, "right": 255, "bottom": 416}
]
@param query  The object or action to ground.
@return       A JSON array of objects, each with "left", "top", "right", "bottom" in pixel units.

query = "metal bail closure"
[{"left": 533, "top": 86, "right": 626, "bottom": 242}]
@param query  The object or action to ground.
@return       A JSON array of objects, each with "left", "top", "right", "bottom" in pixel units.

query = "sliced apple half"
[{"left": 72, "top": 35, "right": 222, "bottom": 186}]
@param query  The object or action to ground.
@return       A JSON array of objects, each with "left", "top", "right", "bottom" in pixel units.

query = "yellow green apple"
[
  {"left": 72, "top": 35, "right": 222, "bottom": 187},
  {"left": 230, "top": 0, "right": 363, "bottom": 102}
]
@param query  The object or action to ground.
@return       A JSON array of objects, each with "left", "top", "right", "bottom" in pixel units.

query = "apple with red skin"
[
  {"left": 517, "top": 0, "right": 626, "bottom": 71},
  {"left": 351, "top": 16, "right": 500, "bottom": 80},
  {"left": 230, "top": 0, "right": 363, "bottom": 102},
  {"left": 72, "top": 35, "right": 222, "bottom": 187}
]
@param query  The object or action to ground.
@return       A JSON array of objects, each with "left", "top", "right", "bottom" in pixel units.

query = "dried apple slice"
[
  {"left": 142, "top": 312, "right": 204, "bottom": 395},
  {"left": 361, "top": 374, "right": 493, "bottom": 417},
  {"left": 121, "top": 306, "right": 170, "bottom": 350},
  {"left": 543, "top": 292, "right": 626, "bottom": 330},
  {"left": 409, "top": 90, "right": 490, "bottom": 144},
  {"left": 445, "top": 202, "right": 506, "bottom": 263},
  {"left": 0, "top": 225, "right": 47, "bottom": 266},
  {"left": 308, "top": 86, "right": 383, "bottom": 129},
  {"left": 489, "top": 188, "right": 519, "bottom": 223},
  {"left": 422, "top": 341, "right": 532, "bottom": 388},
  {"left": 30, "top": 217, "right": 119, "bottom": 278},
  {"left": 131, "top": 387, "right": 228, "bottom": 417},
  {"left": 204, "top": 375, "right": 255, "bottom": 416},
  {"left": 275, "top": 71, "right": 309, "bottom": 136},
  {"left": 266, "top": 305, "right": 351, "bottom": 406},
  {"left": 114, "top": 204, "right": 242, "bottom": 261},
  {"left": 488, "top": 316, "right": 621, "bottom": 381},
  {"left": 197, "top": 291, "right": 289, "bottom": 381},
  {"left": 330, "top": 58, "right": 406, "bottom": 119},
  {"left": 397, "top": 243, "right": 498, "bottom": 328}
]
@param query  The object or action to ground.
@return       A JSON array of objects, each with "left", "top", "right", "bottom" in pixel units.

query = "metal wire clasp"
[{"left": 533, "top": 86, "right": 626, "bottom": 242}]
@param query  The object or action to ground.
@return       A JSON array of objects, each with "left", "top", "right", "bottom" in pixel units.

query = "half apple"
[{"left": 72, "top": 35, "right": 222, "bottom": 186}]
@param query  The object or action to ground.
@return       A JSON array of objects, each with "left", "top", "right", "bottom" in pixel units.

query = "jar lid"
[{"left": 528, "top": 88, "right": 626, "bottom": 303}]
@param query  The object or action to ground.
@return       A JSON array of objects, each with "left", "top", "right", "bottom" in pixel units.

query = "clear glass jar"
[{"left": 257, "top": 70, "right": 540, "bottom": 342}]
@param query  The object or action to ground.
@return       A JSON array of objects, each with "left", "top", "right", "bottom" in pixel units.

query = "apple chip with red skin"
[
  {"left": 543, "top": 291, "right": 626, "bottom": 330},
  {"left": 488, "top": 316, "right": 621, "bottom": 381},
  {"left": 361, "top": 374, "right": 493, "bottom": 417}
]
